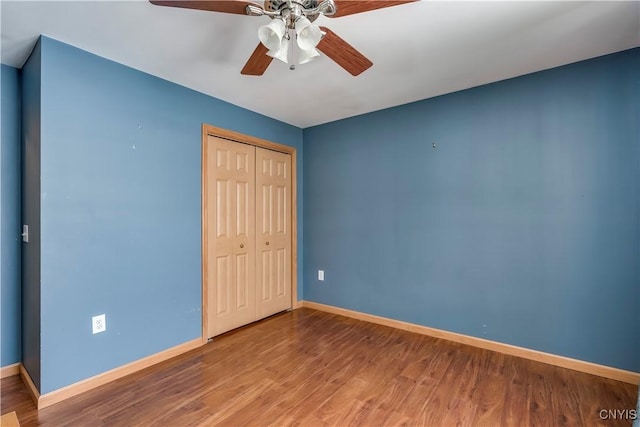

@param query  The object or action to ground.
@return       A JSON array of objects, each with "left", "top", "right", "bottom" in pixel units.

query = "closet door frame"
[{"left": 201, "top": 124, "right": 298, "bottom": 343}]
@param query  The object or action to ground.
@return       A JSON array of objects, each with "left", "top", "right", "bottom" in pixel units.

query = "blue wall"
[
  {"left": 21, "top": 41, "right": 42, "bottom": 389},
  {"left": 1, "top": 64, "right": 22, "bottom": 368},
  {"left": 303, "top": 48, "right": 640, "bottom": 372},
  {"left": 26, "top": 36, "right": 303, "bottom": 394}
]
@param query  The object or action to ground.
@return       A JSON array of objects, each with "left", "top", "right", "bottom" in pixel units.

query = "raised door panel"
[
  {"left": 255, "top": 147, "right": 292, "bottom": 319},
  {"left": 206, "top": 136, "right": 256, "bottom": 337}
]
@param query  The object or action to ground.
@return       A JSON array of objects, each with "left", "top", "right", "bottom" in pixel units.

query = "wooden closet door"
[
  {"left": 206, "top": 136, "right": 256, "bottom": 337},
  {"left": 255, "top": 147, "right": 292, "bottom": 319}
]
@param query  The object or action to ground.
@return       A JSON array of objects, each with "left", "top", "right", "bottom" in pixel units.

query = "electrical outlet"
[
  {"left": 318, "top": 270, "right": 324, "bottom": 281},
  {"left": 92, "top": 314, "right": 106, "bottom": 334}
]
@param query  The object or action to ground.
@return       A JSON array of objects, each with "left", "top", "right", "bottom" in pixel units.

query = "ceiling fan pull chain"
[{"left": 289, "top": 29, "right": 296, "bottom": 70}]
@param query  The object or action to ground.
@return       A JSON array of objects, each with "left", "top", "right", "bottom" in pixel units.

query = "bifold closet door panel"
[
  {"left": 255, "top": 147, "right": 292, "bottom": 319},
  {"left": 206, "top": 136, "right": 256, "bottom": 337}
]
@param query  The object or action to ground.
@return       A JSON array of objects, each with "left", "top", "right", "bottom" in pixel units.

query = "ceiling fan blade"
[
  {"left": 330, "top": 0, "right": 417, "bottom": 17},
  {"left": 241, "top": 43, "right": 273, "bottom": 75},
  {"left": 149, "top": 0, "right": 253, "bottom": 15},
  {"left": 317, "top": 27, "right": 372, "bottom": 76}
]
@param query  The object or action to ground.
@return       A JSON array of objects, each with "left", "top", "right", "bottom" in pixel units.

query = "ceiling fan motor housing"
[{"left": 265, "top": 0, "right": 321, "bottom": 23}]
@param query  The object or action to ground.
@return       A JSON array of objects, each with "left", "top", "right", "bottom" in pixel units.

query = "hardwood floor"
[{"left": 1, "top": 308, "right": 638, "bottom": 426}]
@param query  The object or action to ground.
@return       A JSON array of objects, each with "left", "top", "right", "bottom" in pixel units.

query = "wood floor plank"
[
  {"left": 472, "top": 370, "right": 506, "bottom": 425},
  {"left": 528, "top": 364, "right": 557, "bottom": 426},
  {"left": 500, "top": 357, "right": 532, "bottom": 427},
  {"left": 1, "top": 308, "right": 637, "bottom": 426},
  {"left": 551, "top": 368, "right": 586, "bottom": 427},
  {"left": 314, "top": 377, "right": 369, "bottom": 424}
]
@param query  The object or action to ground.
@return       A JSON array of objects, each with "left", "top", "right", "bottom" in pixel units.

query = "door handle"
[
  {"left": 265, "top": 241, "right": 270, "bottom": 246},
  {"left": 240, "top": 244, "right": 244, "bottom": 249}
]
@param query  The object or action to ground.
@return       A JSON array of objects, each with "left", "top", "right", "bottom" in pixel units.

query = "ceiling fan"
[{"left": 149, "top": 0, "right": 416, "bottom": 76}]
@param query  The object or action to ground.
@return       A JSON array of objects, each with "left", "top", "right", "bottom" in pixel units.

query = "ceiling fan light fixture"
[
  {"left": 267, "top": 37, "right": 290, "bottom": 63},
  {"left": 295, "top": 17, "right": 322, "bottom": 50},
  {"left": 258, "top": 18, "right": 286, "bottom": 51},
  {"left": 151, "top": 0, "right": 418, "bottom": 76}
]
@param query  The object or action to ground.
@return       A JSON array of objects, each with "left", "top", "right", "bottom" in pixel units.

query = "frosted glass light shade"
[
  {"left": 267, "top": 37, "right": 289, "bottom": 63},
  {"left": 295, "top": 17, "right": 322, "bottom": 50},
  {"left": 298, "top": 48, "right": 320, "bottom": 64},
  {"left": 259, "top": 18, "right": 286, "bottom": 51}
]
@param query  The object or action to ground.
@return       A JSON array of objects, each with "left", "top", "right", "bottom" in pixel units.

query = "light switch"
[{"left": 318, "top": 270, "right": 324, "bottom": 281}]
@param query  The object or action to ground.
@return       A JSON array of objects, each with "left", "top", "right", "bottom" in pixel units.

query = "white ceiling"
[{"left": 1, "top": 1, "right": 639, "bottom": 128}]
